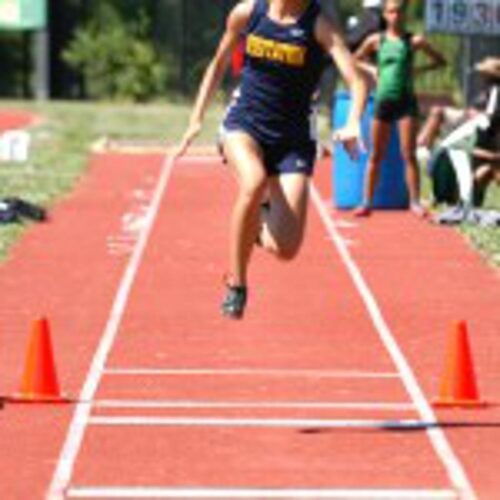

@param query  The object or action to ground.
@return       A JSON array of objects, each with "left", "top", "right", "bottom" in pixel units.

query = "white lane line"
[
  {"left": 177, "top": 155, "right": 220, "bottom": 162},
  {"left": 92, "top": 399, "right": 414, "bottom": 411},
  {"left": 310, "top": 185, "right": 476, "bottom": 500},
  {"left": 104, "top": 367, "right": 400, "bottom": 378},
  {"left": 89, "top": 416, "right": 423, "bottom": 429},
  {"left": 46, "top": 156, "right": 176, "bottom": 500},
  {"left": 67, "top": 487, "right": 458, "bottom": 498}
]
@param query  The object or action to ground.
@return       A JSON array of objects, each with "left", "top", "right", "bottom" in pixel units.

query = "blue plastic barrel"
[{"left": 332, "top": 91, "right": 409, "bottom": 209}]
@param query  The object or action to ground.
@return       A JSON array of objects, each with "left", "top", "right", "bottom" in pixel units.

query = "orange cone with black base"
[
  {"left": 11, "top": 317, "right": 68, "bottom": 403},
  {"left": 433, "top": 320, "right": 486, "bottom": 408}
]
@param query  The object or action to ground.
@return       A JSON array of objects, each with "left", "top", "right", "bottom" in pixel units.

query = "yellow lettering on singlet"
[{"left": 246, "top": 34, "right": 306, "bottom": 67}]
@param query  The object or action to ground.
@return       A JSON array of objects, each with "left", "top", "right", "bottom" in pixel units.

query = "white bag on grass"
[{"left": 0, "top": 130, "right": 31, "bottom": 162}]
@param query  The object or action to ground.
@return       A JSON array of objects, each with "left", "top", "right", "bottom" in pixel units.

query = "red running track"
[
  {"left": 0, "top": 110, "right": 38, "bottom": 131},
  {"left": 0, "top": 152, "right": 499, "bottom": 499}
]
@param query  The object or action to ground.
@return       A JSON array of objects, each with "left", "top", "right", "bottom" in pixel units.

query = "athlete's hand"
[
  {"left": 171, "top": 121, "right": 202, "bottom": 160},
  {"left": 332, "top": 122, "right": 365, "bottom": 161}
]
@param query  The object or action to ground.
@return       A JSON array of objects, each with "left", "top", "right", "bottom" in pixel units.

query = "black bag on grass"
[
  {"left": 0, "top": 200, "right": 19, "bottom": 223},
  {"left": 429, "top": 149, "right": 459, "bottom": 205},
  {"left": 0, "top": 198, "right": 47, "bottom": 224}
]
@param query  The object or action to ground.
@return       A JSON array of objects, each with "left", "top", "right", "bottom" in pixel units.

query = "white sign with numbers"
[{"left": 426, "top": 0, "right": 500, "bottom": 36}]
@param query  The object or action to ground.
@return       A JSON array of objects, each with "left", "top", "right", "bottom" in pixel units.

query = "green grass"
[
  {"left": 1, "top": 99, "right": 499, "bottom": 268},
  {"left": 460, "top": 184, "right": 500, "bottom": 267},
  {"left": 410, "top": 28, "right": 462, "bottom": 100},
  {"left": 0, "top": 98, "right": 224, "bottom": 260}
]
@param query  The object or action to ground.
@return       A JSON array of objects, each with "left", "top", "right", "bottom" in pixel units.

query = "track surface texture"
[
  {"left": 0, "top": 109, "right": 38, "bottom": 131},
  {"left": 0, "top": 150, "right": 498, "bottom": 500}
]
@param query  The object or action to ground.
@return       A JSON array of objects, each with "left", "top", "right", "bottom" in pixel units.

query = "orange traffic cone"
[
  {"left": 433, "top": 320, "right": 486, "bottom": 408},
  {"left": 10, "top": 317, "right": 68, "bottom": 403}
]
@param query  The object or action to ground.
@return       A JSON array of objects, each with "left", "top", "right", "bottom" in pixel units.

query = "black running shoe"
[{"left": 221, "top": 284, "right": 247, "bottom": 319}]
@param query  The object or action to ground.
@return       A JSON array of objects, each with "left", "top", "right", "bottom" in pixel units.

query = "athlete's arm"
[
  {"left": 412, "top": 34, "right": 446, "bottom": 76},
  {"left": 473, "top": 147, "right": 500, "bottom": 163},
  {"left": 353, "top": 33, "right": 380, "bottom": 81},
  {"left": 173, "top": 0, "right": 253, "bottom": 158},
  {"left": 315, "top": 14, "right": 368, "bottom": 157}
]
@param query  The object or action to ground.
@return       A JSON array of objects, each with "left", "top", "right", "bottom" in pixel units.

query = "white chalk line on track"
[
  {"left": 88, "top": 416, "right": 426, "bottom": 429},
  {"left": 66, "top": 487, "right": 458, "bottom": 499},
  {"left": 46, "top": 155, "right": 473, "bottom": 500},
  {"left": 91, "top": 399, "right": 414, "bottom": 411},
  {"left": 46, "top": 155, "right": 176, "bottom": 500},
  {"left": 309, "top": 184, "right": 476, "bottom": 500},
  {"left": 104, "top": 367, "right": 401, "bottom": 378}
]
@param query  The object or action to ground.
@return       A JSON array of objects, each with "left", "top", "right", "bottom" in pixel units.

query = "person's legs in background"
[
  {"left": 417, "top": 105, "right": 446, "bottom": 150},
  {"left": 354, "top": 118, "right": 391, "bottom": 216},
  {"left": 399, "top": 114, "right": 428, "bottom": 217},
  {"left": 417, "top": 106, "right": 472, "bottom": 162},
  {"left": 472, "top": 162, "right": 500, "bottom": 206}
]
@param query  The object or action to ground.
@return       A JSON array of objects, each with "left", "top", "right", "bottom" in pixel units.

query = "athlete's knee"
[
  {"left": 272, "top": 234, "right": 303, "bottom": 261},
  {"left": 401, "top": 150, "right": 417, "bottom": 166},
  {"left": 263, "top": 242, "right": 300, "bottom": 261},
  {"left": 369, "top": 160, "right": 383, "bottom": 177},
  {"left": 369, "top": 150, "right": 385, "bottom": 165},
  {"left": 276, "top": 244, "right": 301, "bottom": 261},
  {"left": 238, "top": 177, "right": 267, "bottom": 207},
  {"left": 259, "top": 226, "right": 303, "bottom": 261}
]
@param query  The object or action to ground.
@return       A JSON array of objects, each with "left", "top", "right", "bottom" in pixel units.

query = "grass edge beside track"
[{"left": 0, "top": 99, "right": 498, "bottom": 267}]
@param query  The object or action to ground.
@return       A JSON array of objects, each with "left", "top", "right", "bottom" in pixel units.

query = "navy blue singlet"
[{"left": 223, "top": 0, "right": 325, "bottom": 146}]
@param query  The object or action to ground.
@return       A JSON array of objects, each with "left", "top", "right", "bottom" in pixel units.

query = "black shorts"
[
  {"left": 220, "top": 123, "right": 317, "bottom": 177},
  {"left": 261, "top": 140, "right": 316, "bottom": 177},
  {"left": 374, "top": 95, "right": 419, "bottom": 122}
]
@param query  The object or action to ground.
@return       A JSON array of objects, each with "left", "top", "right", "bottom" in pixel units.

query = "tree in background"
[
  {"left": 0, "top": 32, "right": 30, "bottom": 97},
  {"left": 63, "top": 1, "right": 166, "bottom": 101},
  {"left": 0, "top": 0, "right": 460, "bottom": 100}
]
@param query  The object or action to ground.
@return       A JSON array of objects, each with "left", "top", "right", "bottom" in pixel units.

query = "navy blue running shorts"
[
  {"left": 261, "top": 140, "right": 316, "bottom": 176},
  {"left": 220, "top": 125, "right": 317, "bottom": 177}
]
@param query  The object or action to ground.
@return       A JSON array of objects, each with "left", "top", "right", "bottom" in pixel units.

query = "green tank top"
[{"left": 375, "top": 33, "right": 414, "bottom": 101}]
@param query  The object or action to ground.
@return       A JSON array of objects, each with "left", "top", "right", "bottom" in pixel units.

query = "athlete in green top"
[
  {"left": 377, "top": 32, "right": 415, "bottom": 102},
  {"left": 353, "top": 0, "right": 445, "bottom": 217}
]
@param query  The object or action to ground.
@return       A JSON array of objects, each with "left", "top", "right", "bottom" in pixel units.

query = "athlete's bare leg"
[
  {"left": 417, "top": 105, "right": 444, "bottom": 149},
  {"left": 398, "top": 115, "right": 426, "bottom": 215},
  {"left": 354, "top": 118, "right": 391, "bottom": 215},
  {"left": 259, "top": 172, "right": 310, "bottom": 260},
  {"left": 223, "top": 131, "right": 267, "bottom": 287}
]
